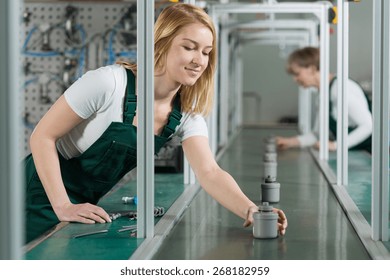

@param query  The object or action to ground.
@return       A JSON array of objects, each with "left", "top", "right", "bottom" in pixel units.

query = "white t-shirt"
[
  {"left": 56, "top": 64, "right": 208, "bottom": 159},
  {"left": 297, "top": 77, "right": 372, "bottom": 149}
]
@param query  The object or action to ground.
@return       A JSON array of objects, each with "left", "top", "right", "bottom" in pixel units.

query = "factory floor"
[{"left": 25, "top": 126, "right": 389, "bottom": 260}]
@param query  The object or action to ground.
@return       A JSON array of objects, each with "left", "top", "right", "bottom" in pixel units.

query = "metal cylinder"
[
  {"left": 263, "top": 145, "right": 277, "bottom": 179},
  {"left": 264, "top": 142, "right": 276, "bottom": 153},
  {"left": 263, "top": 152, "right": 277, "bottom": 162},
  {"left": 253, "top": 202, "right": 278, "bottom": 239},
  {"left": 261, "top": 176, "right": 280, "bottom": 203},
  {"left": 264, "top": 135, "right": 276, "bottom": 145},
  {"left": 263, "top": 160, "right": 277, "bottom": 179}
]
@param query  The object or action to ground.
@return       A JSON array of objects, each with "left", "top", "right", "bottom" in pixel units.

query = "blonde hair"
[
  {"left": 118, "top": 3, "right": 217, "bottom": 116},
  {"left": 286, "top": 46, "right": 319, "bottom": 74}
]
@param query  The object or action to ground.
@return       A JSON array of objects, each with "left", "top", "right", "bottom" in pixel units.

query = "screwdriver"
[{"left": 122, "top": 196, "right": 137, "bottom": 205}]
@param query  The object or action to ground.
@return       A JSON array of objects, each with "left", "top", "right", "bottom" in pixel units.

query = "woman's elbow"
[
  {"left": 365, "top": 121, "right": 373, "bottom": 135},
  {"left": 29, "top": 129, "right": 55, "bottom": 152},
  {"left": 29, "top": 130, "right": 40, "bottom": 150},
  {"left": 196, "top": 164, "right": 222, "bottom": 182}
]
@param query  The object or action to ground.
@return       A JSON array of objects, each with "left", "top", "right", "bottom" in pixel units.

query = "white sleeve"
[
  {"left": 64, "top": 66, "right": 116, "bottom": 119},
  {"left": 297, "top": 103, "right": 319, "bottom": 147},
  {"left": 331, "top": 80, "right": 372, "bottom": 148},
  {"left": 174, "top": 112, "right": 208, "bottom": 142},
  {"left": 348, "top": 82, "right": 372, "bottom": 148},
  {"left": 297, "top": 132, "right": 317, "bottom": 147}
]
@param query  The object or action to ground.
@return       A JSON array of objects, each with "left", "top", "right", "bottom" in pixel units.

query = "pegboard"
[{"left": 22, "top": 1, "right": 137, "bottom": 157}]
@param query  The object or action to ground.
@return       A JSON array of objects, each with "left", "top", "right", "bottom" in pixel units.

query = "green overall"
[
  {"left": 24, "top": 69, "right": 182, "bottom": 243},
  {"left": 328, "top": 77, "right": 372, "bottom": 153}
]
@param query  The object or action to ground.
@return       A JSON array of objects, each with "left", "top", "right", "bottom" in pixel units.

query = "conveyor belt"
[
  {"left": 25, "top": 126, "right": 388, "bottom": 259},
  {"left": 151, "top": 126, "right": 372, "bottom": 260}
]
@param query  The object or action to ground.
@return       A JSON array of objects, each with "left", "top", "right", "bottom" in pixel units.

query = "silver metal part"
[{"left": 72, "top": 229, "right": 108, "bottom": 239}]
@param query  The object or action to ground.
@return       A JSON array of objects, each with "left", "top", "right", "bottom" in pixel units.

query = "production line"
[{"left": 24, "top": 126, "right": 380, "bottom": 259}]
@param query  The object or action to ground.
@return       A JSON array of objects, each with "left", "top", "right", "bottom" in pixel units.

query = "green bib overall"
[
  {"left": 25, "top": 69, "right": 182, "bottom": 243},
  {"left": 328, "top": 77, "right": 372, "bottom": 153}
]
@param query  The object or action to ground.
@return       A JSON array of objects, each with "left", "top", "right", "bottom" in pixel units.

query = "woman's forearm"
[
  {"left": 197, "top": 166, "right": 256, "bottom": 220},
  {"left": 30, "top": 134, "right": 71, "bottom": 212}
]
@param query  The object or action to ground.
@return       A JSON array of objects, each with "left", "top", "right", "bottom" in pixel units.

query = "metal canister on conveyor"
[
  {"left": 264, "top": 142, "right": 277, "bottom": 153},
  {"left": 253, "top": 202, "right": 278, "bottom": 239},
  {"left": 262, "top": 152, "right": 277, "bottom": 180},
  {"left": 261, "top": 175, "right": 280, "bottom": 203},
  {"left": 263, "top": 151, "right": 277, "bottom": 162},
  {"left": 264, "top": 135, "right": 277, "bottom": 153},
  {"left": 264, "top": 135, "right": 276, "bottom": 145}
]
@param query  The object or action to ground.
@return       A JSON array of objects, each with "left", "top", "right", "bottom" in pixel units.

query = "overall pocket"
[{"left": 84, "top": 140, "right": 137, "bottom": 183}]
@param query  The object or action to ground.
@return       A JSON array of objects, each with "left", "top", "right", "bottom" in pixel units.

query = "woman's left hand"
[
  {"left": 314, "top": 141, "right": 337, "bottom": 152},
  {"left": 273, "top": 208, "right": 288, "bottom": 236},
  {"left": 243, "top": 206, "right": 288, "bottom": 236}
]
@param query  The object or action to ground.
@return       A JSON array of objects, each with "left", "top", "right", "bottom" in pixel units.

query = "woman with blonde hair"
[{"left": 25, "top": 3, "right": 287, "bottom": 243}]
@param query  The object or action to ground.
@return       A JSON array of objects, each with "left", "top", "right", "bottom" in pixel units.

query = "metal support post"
[
  {"left": 0, "top": 0, "right": 24, "bottom": 259},
  {"left": 235, "top": 44, "right": 243, "bottom": 128},
  {"left": 372, "top": 0, "right": 389, "bottom": 241},
  {"left": 219, "top": 27, "right": 229, "bottom": 148},
  {"left": 318, "top": 5, "right": 330, "bottom": 160},
  {"left": 298, "top": 88, "right": 311, "bottom": 134},
  {"left": 336, "top": 0, "right": 349, "bottom": 186},
  {"left": 182, "top": 0, "right": 204, "bottom": 185},
  {"left": 239, "top": 30, "right": 310, "bottom": 42},
  {"left": 208, "top": 10, "right": 219, "bottom": 156},
  {"left": 136, "top": 0, "right": 155, "bottom": 239}
]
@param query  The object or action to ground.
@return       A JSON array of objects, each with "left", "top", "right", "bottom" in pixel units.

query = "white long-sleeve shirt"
[{"left": 297, "top": 78, "right": 372, "bottom": 149}]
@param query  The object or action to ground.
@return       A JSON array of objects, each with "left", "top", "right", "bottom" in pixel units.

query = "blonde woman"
[{"left": 25, "top": 3, "right": 287, "bottom": 243}]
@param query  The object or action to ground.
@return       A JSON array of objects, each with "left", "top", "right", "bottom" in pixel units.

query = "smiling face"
[
  {"left": 164, "top": 22, "right": 213, "bottom": 87},
  {"left": 288, "top": 63, "right": 319, "bottom": 89}
]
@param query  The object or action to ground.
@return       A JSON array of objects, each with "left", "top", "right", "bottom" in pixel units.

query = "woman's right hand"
[
  {"left": 275, "top": 136, "right": 300, "bottom": 150},
  {"left": 54, "top": 202, "right": 112, "bottom": 224}
]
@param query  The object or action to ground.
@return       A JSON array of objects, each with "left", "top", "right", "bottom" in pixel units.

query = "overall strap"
[
  {"left": 123, "top": 69, "right": 137, "bottom": 124},
  {"left": 160, "top": 94, "right": 182, "bottom": 139},
  {"left": 328, "top": 76, "right": 338, "bottom": 137},
  {"left": 329, "top": 75, "right": 337, "bottom": 90}
]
